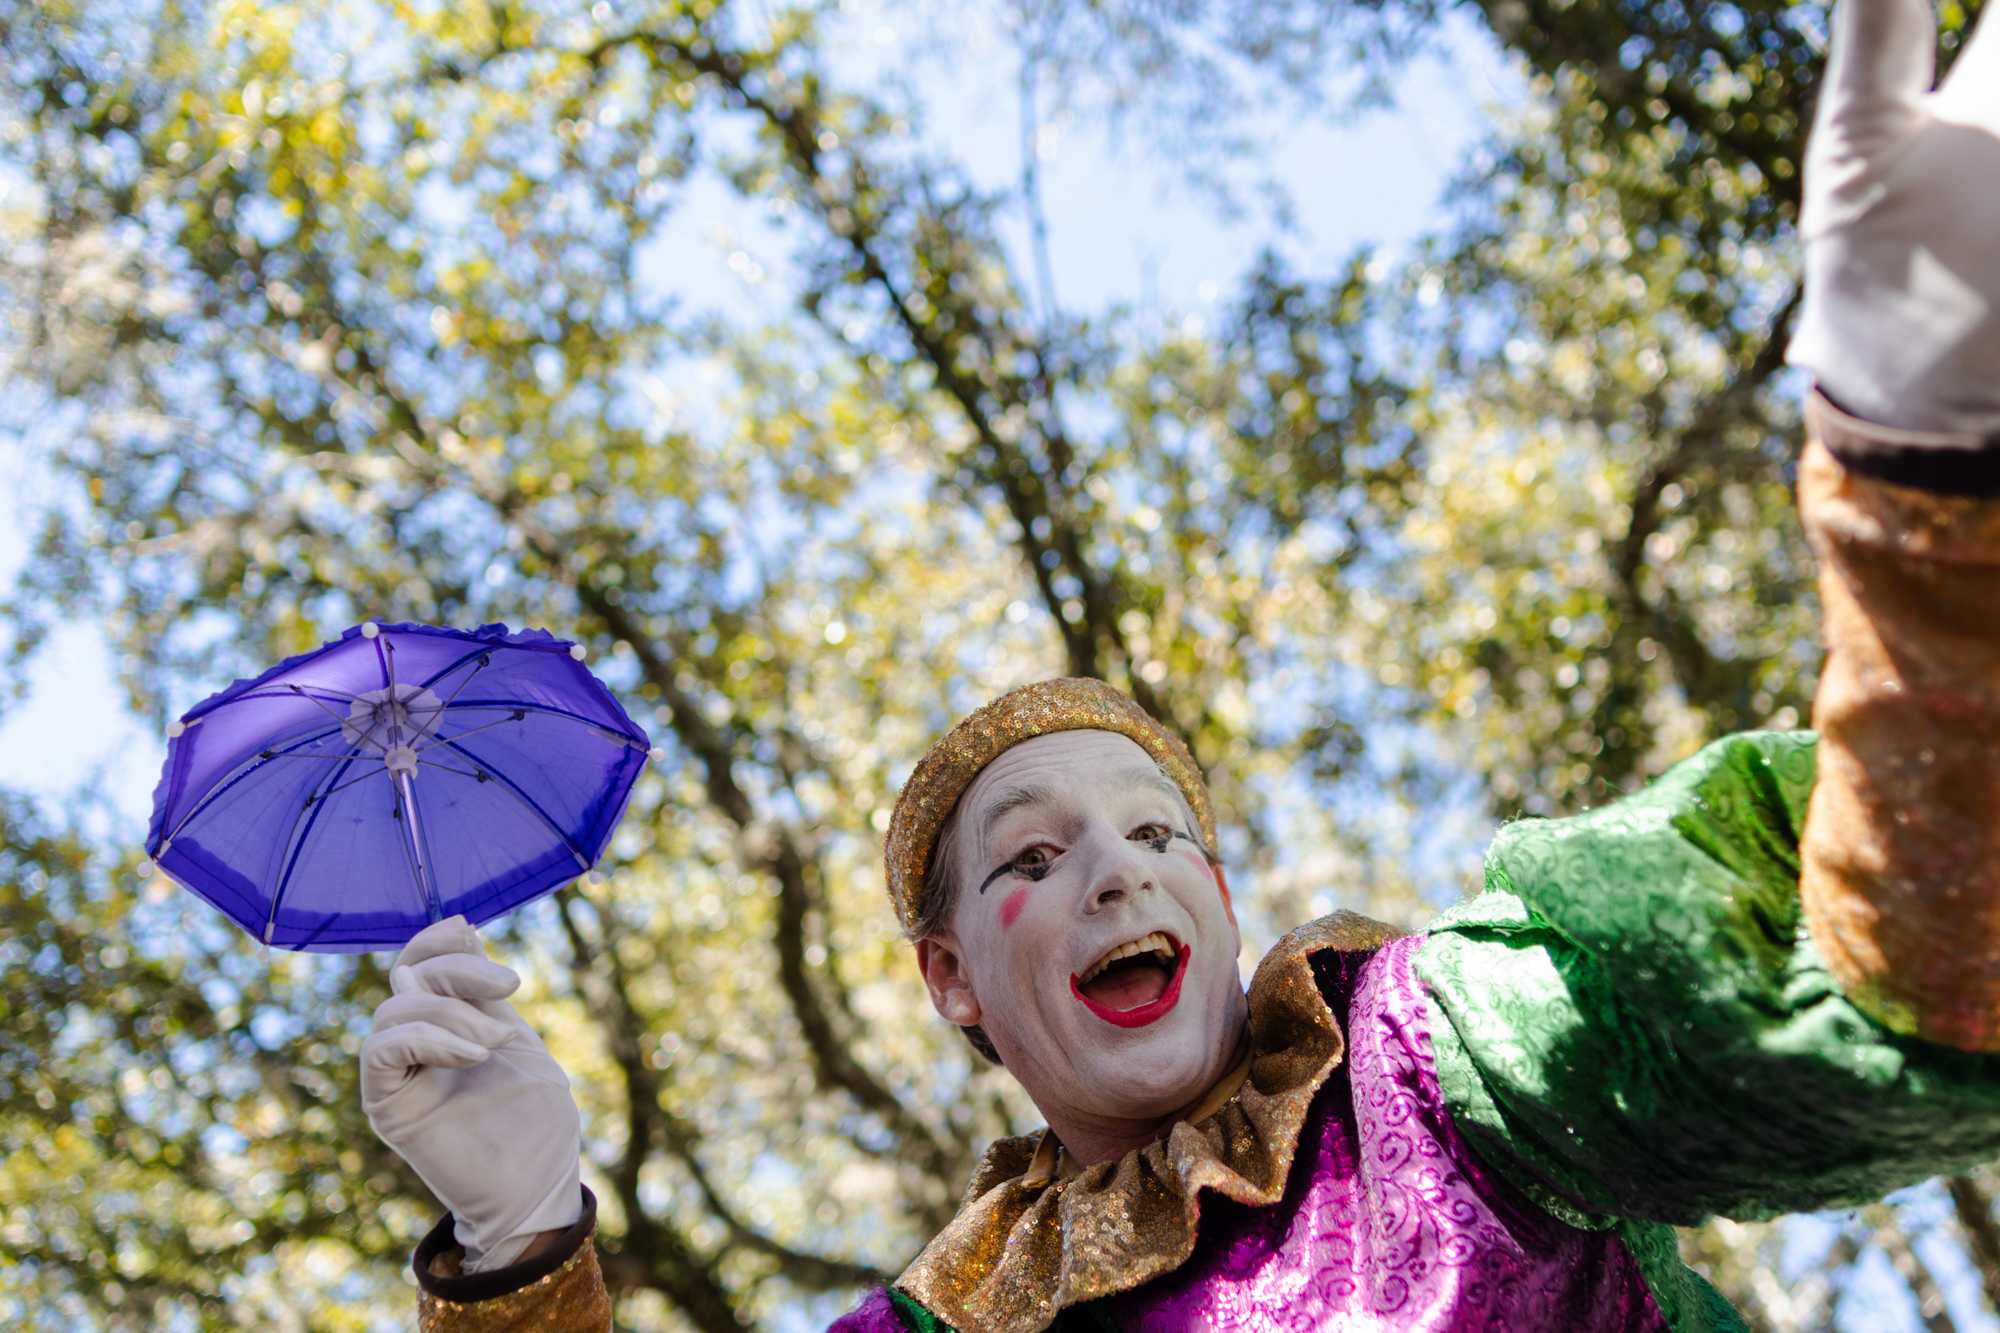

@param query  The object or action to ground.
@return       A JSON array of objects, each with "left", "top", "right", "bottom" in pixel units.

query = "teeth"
[{"left": 1079, "top": 931, "right": 1177, "bottom": 984}]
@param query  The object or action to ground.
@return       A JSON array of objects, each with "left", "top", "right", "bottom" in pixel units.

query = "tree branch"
[
  {"left": 552, "top": 895, "right": 750, "bottom": 1329},
  {"left": 556, "top": 894, "right": 891, "bottom": 1296},
  {"left": 571, "top": 583, "right": 968, "bottom": 1229},
  {"left": 1611, "top": 282, "right": 1801, "bottom": 717},
  {"left": 1949, "top": 1175, "right": 2000, "bottom": 1316}
]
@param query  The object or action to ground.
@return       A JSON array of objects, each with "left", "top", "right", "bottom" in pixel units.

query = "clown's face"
[{"left": 919, "top": 730, "right": 1246, "bottom": 1134}]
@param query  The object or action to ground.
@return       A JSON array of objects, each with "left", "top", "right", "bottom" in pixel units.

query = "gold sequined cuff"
[
  {"left": 415, "top": 1186, "right": 611, "bottom": 1332},
  {"left": 885, "top": 677, "right": 1215, "bottom": 934},
  {"left": 1798, "top": 399, "right": 2000, "bottom": 1051}
]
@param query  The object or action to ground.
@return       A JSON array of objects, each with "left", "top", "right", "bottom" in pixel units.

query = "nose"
[{"left": 1081, "top": 829, "right": 1155, "bottom": 914}]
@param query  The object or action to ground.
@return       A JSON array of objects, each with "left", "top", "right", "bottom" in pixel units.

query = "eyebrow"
[{"left": 976, "top": 763, "right": 1185, "bottom": 860}]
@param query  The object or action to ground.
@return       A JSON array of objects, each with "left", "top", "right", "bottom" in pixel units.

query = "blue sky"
[{"left": 4, "top": 4, "right": 1985, "bottom": 1328}]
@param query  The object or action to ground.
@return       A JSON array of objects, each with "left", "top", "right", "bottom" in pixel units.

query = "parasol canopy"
[{"left": 144, "top": 621, "right": 653, "bottom": 952}]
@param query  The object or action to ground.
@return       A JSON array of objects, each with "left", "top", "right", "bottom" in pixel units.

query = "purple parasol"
[{"left": 144, "top": 621, "right": 653, "bottom": 952}]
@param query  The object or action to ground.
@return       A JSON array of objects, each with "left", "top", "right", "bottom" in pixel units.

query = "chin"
[
  {"left": 1094, "top": 1058, "right": 1213, "bottom": 1116},
  {"left": 1080, "top": 984, "right": 1242, "bottom": 1116}
]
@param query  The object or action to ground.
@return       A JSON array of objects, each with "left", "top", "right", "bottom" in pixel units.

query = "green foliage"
[
  {"left": 4, "top": 0, "right": 1998, "bottom": 1327},
  {"left": 0, "top": 793, "right": 423, "bottom": 1328}
]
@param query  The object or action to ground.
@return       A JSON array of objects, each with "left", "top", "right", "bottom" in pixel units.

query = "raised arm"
[
  {"left": 360, "top": 916, "right": 609, "bottom": 1329},
  {"left": 1785, "top": 0, "right": 2000, "bottom": 1049},
  {"left": 1416, "top": 0, "right": 2000, "bottom": 1229}
]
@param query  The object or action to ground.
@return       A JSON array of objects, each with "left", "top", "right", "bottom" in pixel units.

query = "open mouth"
[{"left": 1070, "top": 931, "right": 1191, "bottom": 1028}]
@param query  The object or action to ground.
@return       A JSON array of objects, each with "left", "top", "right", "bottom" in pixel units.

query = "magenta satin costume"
[{"left": 1097, "top": 938, "right": 1667, "bottom": 1330}]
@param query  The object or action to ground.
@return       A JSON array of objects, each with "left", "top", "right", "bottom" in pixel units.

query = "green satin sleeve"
[
  {"left": 1416, "top": 730, "right": 2000, "bottom": 1227},
  {"left": 884, "top": 1288, "right": 1118, "bottom": 1332},
  {"left": 886, "top": 1290, "right": 952, "bottom": 1331}
]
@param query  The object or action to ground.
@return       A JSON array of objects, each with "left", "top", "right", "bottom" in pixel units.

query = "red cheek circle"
[{"left": 999, "top": 887, "right": 1030, "bottom": 929}]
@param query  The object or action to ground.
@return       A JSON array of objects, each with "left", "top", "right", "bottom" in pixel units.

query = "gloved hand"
[
  {"left": 1788, "top": 0, "right": 2000, "bottom": 435},
  {"left": 361, "top": 915, "right": 582, "bottom": 1273}
]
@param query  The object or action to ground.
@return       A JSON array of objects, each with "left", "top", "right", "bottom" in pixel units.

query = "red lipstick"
[{"left": 1070, "top": 945, "right": 1192, "bottom": 1028}]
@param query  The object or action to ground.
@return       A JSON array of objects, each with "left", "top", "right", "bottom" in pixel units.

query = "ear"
[{"left": 916, "top": 936, "right": 983, "bottom": 1028}]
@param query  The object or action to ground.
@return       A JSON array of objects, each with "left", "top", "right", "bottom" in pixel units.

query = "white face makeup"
[{"left": 919, "top": 730, "right": 1247, "bottom": 1136}]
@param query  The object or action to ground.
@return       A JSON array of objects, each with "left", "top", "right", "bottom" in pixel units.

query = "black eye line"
[{"left": 976, "top": 823, "right": 1198, "bottom": 894}]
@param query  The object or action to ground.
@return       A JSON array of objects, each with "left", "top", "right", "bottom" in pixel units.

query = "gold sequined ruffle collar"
[{"left": 894, "top": 911, "right": 1401, "bottom": 1333}]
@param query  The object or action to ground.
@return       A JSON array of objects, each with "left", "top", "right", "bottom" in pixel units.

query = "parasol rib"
[
  {"left": 411, "top": 710, "right": 527, "bottom": 752},
  {"left": 419, "top": 646, "right": 493, "bottom": 701},
  {"left": 419, "top": 644, "right": 491, "bottom": 689},
  {"left": 286, "top": 682, "right": 363, "bottom": 729},
  {"left": 194, "top": 684, "right": 360, "bottom": 714},
  {"left": 163, "top": 724, "right": 353, "bottom": 847},
  {"left": 261, "top": 742, "right": 377, "bottom": 945},
  {"left": 432, "top": 697, "right": 647, "bottom": 747},
  {"left": 430, "top": 736, "right": 594, "bottom": 870},
  {"left": 306, "top": 765, "right": 393, "bottom": 801}
]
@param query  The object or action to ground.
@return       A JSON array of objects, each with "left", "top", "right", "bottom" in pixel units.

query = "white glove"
[
  {"left": 1788, "top": 0, "right": 2000, "bottom": 434},
  {"left": 361, "top": 915, "right": 583, "bottom": 1273}
]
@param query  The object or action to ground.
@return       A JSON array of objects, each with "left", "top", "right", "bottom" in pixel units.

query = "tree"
[{"left": 5, "top": 0, "right": 1999, "bottom": 1326}]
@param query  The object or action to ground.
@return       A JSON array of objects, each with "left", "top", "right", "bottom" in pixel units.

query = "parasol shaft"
[{"left": 394, "top": 768, "right": 442, "bottom": 925}]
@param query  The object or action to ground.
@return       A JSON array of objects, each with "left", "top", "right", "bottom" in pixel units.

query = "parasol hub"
[
  {"left": 342, "top": 683, "right": 445, "bottom": 752},
  {"left": 383, "top": 743, "right": 420, "bottom": 778}
]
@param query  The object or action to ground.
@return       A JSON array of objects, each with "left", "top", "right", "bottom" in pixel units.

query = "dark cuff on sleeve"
[
  {"left": 1810, "top": 389, "right": 2000, "bottom": 498},
  {"left": 414, "top": 1185, "right": 597, "bottom": 1303}
]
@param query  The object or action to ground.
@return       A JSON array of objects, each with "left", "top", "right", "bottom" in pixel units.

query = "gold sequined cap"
[{"left": 885, "top": 677, "right": 1216, "bottom": 934}]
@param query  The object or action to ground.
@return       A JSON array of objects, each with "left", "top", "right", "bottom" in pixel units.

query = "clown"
[{"left": 360, "top": 1, "right": 2000, "bottom": 1328}]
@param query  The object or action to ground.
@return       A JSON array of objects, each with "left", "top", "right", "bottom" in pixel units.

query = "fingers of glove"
[
  {"left": 360, "top": 1019, "right": 491, "bottom": 1088},
  {"left": 1815, "top": 0, "right": 1937, "bottom": 160},
  {"left": 392, "top": 915, "right": 485, "bottom": 971},
  {"left": 374, "top": 990, "right": 521, "bottom": 1052},
  {"left": 392, "top": 952, "right": 522, "bottom": 1002},
  {"left": 1937, "top": 3, "right": 2000, "bottom": 119}
]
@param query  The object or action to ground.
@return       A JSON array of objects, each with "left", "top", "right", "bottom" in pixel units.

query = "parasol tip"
[
  {"left": 569, "top": 643, "right": 586, "bottom": 661},
  {"left": 647, "top": 745, "right": 664, "bottom": 762},
  {"left": 167, "top": 719, "right": 185, "bottom": 739},
  {"left": 361, "top": 621, "right": 381, "bottom": 639},
  {"left": 137, "top": 858, "right": 154, "bottom": 877}
]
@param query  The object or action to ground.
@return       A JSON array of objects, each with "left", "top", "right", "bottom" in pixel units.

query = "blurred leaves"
[{"left": 2, "top": 0, "right": 1995, "bottom": 1328}]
